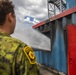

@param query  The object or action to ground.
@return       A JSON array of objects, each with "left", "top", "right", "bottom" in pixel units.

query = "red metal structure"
[{"left": 67, "top": 25, "right": 76, "bottom": 75}]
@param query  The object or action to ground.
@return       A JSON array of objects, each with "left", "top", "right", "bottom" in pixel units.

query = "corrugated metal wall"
[
  {"left": 33, "top": 8, "right": 76, "bottom": 74},
  {"left": 35, "top": 19, "right": 67, "bottom": 74},
  {"left": 66, "top": 0, "right": 76, "bottom": 9}
]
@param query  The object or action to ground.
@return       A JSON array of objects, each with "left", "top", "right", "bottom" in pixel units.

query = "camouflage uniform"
[{"left": 0, "top": 32, "right": 40, "bottom": 75}]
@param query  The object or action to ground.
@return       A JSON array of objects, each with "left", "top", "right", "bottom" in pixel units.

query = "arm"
[{"left": 14, "top": 45, "right": 40, "bottom": 75}]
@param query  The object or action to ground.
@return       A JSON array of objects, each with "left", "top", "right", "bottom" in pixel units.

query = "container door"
[{"left": 67, "top": 25, "right": 76, "bottom": 75}]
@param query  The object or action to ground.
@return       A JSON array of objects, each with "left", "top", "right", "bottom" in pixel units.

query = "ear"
[{"left": 7, "top": 13, "right": 13, "bottom": 22}]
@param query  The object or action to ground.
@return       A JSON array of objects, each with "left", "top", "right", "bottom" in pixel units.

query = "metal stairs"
[{"left": 48, "top": 0, "right": 66, "bottom": 17}]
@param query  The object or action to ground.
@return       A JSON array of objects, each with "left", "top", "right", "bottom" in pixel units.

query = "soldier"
[{"left": 0, "top": 0, "right": 40, "bottom": 75}]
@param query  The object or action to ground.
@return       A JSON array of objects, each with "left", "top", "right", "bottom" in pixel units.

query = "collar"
[{"left": 0, "top": 31, "right": 10, "bottom": 37}]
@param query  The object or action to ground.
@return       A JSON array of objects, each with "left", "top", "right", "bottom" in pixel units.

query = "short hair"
[{"left": 0, "top": 0, "right": 15, "bottom": 25}]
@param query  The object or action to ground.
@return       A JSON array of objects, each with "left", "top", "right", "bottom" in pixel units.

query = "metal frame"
[{"left": 47, "top": 0, "right": 66, "bottom": 18}]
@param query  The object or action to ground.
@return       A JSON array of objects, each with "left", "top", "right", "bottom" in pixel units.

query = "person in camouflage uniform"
[{"left": 0, "top": 0, "right": 40, "bottom": 75}]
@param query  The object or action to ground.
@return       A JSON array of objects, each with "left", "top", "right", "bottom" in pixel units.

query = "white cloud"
[
  {"left": 24, "top": 17, "right": 30, "bottom": 22},
  {"left": 33, "top": 18, "right": 40, "bottom": 23},
  {"left": 24, "top": 16, "right": 40, "bottom": 25}
]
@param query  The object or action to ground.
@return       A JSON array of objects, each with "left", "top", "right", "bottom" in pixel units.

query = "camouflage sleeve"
[{"left": 14, "top": 45, "right": 40, "bottom": 75}]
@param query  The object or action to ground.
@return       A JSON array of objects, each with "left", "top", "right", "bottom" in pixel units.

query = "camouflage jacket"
[{"left": 0, "top": 32, "right": 40, "bottom": 75}]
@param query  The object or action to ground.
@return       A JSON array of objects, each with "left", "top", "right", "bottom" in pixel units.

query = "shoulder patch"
[{"left": 23, "top": 46, "right": 36, "bottom": 64}]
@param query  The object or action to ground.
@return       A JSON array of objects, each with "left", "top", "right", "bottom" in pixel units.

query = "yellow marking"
[{"left": 23, "top": 46, "right": 36, "bottom": 64}]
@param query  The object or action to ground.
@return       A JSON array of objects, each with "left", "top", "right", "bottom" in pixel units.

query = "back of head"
[{"left": 0, "top": 0, "right": 14, "bottom": 25}]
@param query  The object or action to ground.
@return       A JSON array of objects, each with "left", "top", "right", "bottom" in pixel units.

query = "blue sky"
[{"left": 12, "top": 0, "right": 48, "bottom": 30}]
